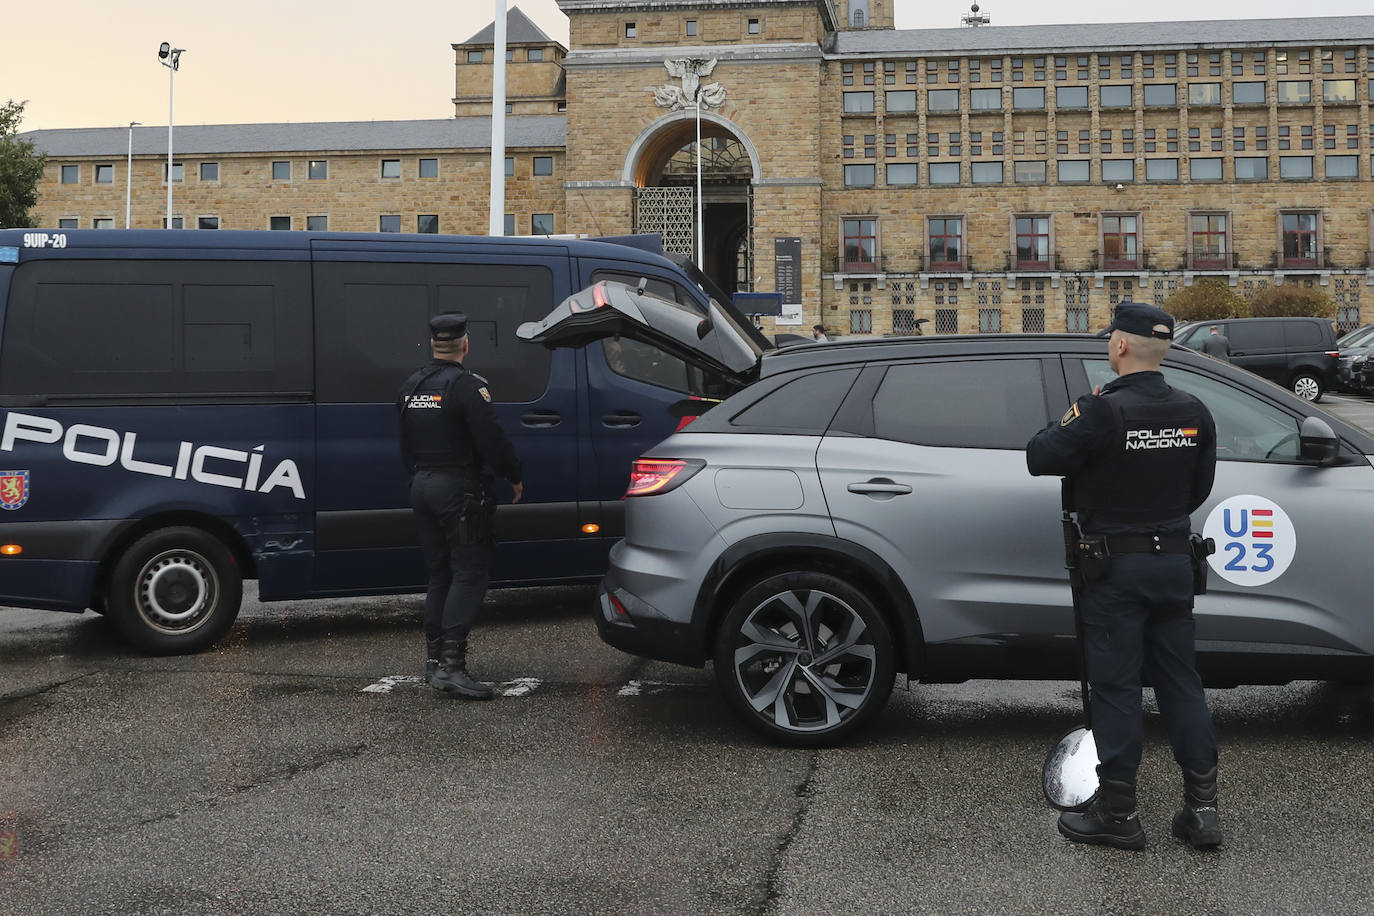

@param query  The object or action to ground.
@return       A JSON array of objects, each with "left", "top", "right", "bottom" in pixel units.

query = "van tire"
[
  {"left": 1290, "top": 372, "right": 1323, "bottom": 402},
  {"left": 106, "top": 527, "right": 242, "bottom": 655},
  {"left": 713, "top": 571, "right": 896, "bottom": 747}
]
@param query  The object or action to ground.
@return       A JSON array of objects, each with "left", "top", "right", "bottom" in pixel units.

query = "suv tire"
[
  {"left": 1290, "top": 372, "right": 1323, "bottom": 402},
  {"left": 713, "top": 571, "right": 896, "bottom": 746}
]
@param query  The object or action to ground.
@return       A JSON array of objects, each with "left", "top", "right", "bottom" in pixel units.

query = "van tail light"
[
  {"left": 1326, "top": 351, "right": 1339, "bottom": 358},
  {"left": 626, "top": 458, "right": 705, "bottom": 497}
]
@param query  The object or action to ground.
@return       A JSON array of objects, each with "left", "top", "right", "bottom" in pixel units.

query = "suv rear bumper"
[{"left": 594, "top": 570, "right": 707, "bottom": 667}]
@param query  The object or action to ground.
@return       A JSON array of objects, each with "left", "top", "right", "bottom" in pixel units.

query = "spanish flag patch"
[
  {"left": 1060, "top": 403, "right": 1081, "bottom": 427},
  {"left": 478, "top": 386, "right": 491, "bottom": 402}
]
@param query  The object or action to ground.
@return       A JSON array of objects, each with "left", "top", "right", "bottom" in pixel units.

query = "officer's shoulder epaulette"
[{"left": 467, "top": 370, "right": 490, "bottom": 385}]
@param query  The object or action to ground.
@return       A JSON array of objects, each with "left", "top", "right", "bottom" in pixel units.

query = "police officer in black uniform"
[
  {"left": 1027, "top": 302, "right": 1223, "bottom": 850},
  {"left": 398, "top": 312, "right": 523, "bottom": 700}
]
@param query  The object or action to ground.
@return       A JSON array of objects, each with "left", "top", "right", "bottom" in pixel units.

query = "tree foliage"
[
  {"left": 0, "top": 100, "right": 46, "bottom": 229},
  {"left": 1247, "top": 283, "right": 1336, "bottom": 318},
  {"left": 1163, "top": 279, "right": 1246, "bottom": 322}
]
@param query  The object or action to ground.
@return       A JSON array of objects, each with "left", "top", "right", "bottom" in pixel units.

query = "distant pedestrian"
[
  {"left": 1200, "top": 326, "right": 1231, "bottom": 362},
  {"left": 812, "top": 324, "right": 829, "bottom": 342}
]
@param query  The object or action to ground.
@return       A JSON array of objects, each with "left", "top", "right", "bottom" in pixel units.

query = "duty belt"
[{"left": 1106, "top": 533, "right": 1192, "bottom": 555}]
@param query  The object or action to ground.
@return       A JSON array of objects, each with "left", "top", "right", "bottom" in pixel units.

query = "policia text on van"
[{"left": 0, "top": 229, "right": 766, "bottom": 653}]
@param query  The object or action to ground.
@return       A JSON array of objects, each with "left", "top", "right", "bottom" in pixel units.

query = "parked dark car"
[
  {"left": 1334, "top": 325, "right": 1374, "bottom": 393},
  {"left": 1176, "top": 317, "right": 1338, "bottom": 402}
]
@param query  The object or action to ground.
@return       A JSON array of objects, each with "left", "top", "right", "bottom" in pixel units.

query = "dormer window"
[
  {"left": 528, "top": 48, "right": 543, "bottom": 62},
  {"left": 850, "top": 0, "right": 869, "bottom": 27},
  {"left": 854, "top": 9, "right": 866, "bottom": 26}
]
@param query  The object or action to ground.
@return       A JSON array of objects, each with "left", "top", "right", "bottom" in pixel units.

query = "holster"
[
  {"left": 1075, "top": 536, "right": 1112, "bottom": 581},
  {"left": 1188, "top": 533, "right": 1216, "bottom": 595},
  {"left": 456, "top": 489, "right": 498, "bottom": 546}
]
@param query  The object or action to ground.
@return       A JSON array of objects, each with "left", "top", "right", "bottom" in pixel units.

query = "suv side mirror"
[{"left": 1298, "top": 415, "right": 1340, "bottom": 465}]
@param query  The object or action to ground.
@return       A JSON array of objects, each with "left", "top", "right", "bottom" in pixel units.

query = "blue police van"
[{"left": 0, "top": 229, "right": 767, "bottom": 653}]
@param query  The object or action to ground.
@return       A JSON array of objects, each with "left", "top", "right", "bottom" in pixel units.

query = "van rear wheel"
[
  {"left": 1291, "top": 373, "right": 1323, "bottom": 402},
  {"left": 107, "top": 527, "right": 242, "bottom": 654}
]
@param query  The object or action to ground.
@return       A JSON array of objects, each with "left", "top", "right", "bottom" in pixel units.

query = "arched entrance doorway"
[{"left": 627, "top": 114, "right": 757, "bottom": 296}]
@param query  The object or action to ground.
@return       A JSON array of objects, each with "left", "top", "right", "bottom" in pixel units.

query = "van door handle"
[
  {"left": 601, "top": 411, "right": 642, "bottom": 429},
  {"left": 847, "top": 479, "right": 913, "bottom": 496},
  {"left": 1231, "top": 351, "right": 1246, "bottom": 356},
  {"left": 520, "top": 410, "right": 562, "bottom": 428}
]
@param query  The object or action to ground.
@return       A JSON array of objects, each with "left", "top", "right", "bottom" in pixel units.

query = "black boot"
[
  {"left": 430, "top": 639, "right": 493, "bottom": 700},
  {"left": 1171, "top": 766, "right": 1223, "bottom": 849},
  {"left": 1058, "top": 775, "right": 1147, "bottom": 850},
  {"left": 424, "top": 638, "right": 442, "bottom": 684}
]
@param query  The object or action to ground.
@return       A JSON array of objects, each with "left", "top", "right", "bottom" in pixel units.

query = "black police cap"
[
  {"left": 429, "top": 312, "right": 468, "bottom": 341},
  {"left": 1107, "top": 301, "right": 1174, "bottom": 340}
]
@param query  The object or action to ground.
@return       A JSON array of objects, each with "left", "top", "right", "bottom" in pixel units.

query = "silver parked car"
[{"left": 520, "top": 283, "right": 1374, "bottom": 746}]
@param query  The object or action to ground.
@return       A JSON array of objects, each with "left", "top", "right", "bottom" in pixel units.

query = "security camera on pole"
[{"left": 157, "top": 42, "right": 184, "bottom": 229}]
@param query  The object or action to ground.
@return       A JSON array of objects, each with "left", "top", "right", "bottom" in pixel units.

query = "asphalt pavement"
[{"left": 2, "top": 393, "right": 1372, "bottom": 916}]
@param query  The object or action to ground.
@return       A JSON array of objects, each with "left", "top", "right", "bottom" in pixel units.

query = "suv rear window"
[
  {"left": 871, "top": 359, "right": 1048, "bottom": 449},
  {"left": 730, "top": 368, "right": 860, "bottom": 432}
]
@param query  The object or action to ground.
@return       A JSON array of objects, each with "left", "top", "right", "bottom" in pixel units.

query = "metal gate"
[{"left": 634, "top": 187, "right": 695, "bottom": 259}]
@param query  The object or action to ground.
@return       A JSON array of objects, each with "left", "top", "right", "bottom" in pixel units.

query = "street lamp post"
[
  {"left": 695, "top": 91, "right": 704, "bottom": 269},
  {"left": 158, "top": 42, "right": 184, "bottom": 229},
  {"left": 125, "top": 122, "right": 140, "bottom": 229}
]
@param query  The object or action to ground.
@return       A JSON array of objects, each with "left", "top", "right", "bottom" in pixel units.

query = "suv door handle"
[
  {"left": 520, "top": 410, "right": 562, "bottom": 428},
  {"left": 601, "top": 411, "right": 642, "bottom": 429},
  {"left": 847, "top": 479, "right": 913, "bottom": 496}
]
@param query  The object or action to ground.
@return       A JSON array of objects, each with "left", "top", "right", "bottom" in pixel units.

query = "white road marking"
[
  {"left": 497, "top": 677, "right": 541, "bottom": 697},
  {"left": 362, "top": 675, "right": 425, "bottom": 694},
  {"left": 616, "top": 679, "right": 694, "bottom": 697},
  {"left": 362, "top": 675, "right": 543, "bottom": 696}
]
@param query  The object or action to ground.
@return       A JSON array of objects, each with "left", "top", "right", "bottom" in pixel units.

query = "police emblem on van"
[{"left": 0, "top": 470, "right": 30, "bottom": 510}]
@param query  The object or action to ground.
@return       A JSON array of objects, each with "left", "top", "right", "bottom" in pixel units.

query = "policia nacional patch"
[{"left": 1060, "top": 403, "right": 1081, "bottom": 427}]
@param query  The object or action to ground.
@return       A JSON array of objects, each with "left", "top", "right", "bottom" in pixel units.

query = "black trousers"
[
  {"left": 410, "top": 470, "right": 491, "bottom": 645},
  {"left": 1080, "top": 552, "right": 1218, "bottom": 783}
]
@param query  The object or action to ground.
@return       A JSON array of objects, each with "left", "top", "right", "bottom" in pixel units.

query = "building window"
[
  {"left": 93, "top": 217, "right": 114, "bottom": 229},
  {"left": 307, "top": 215, "right": 327, "bottom": 231},
  {"left": 1188, "top": 83, "right": 1221, "bottom": 106},
  {"left": 844, "top": 164, "right": 876, "bottom": 187},
  {"left": 467, "top": 50, "right": 483, "bottom": 63},
  {"left": 842, "top": 218, "right": 877, "bottom": 270},
  {"left": 60, "top": 164, "right": 79, "bottom": 183},
  {"left": 844, "top": 91, "right": 876, "bottom": 113},
  {"left": 1102, "top": 159, "right": 1134, "bottom": 183},
  {"left": 1281, "top": 212, "right": 1319, "bottom": 267},
  {"left": 527, "top": 48, "right": 544, "bottom": 62},
  {"left": 419, "top": 158, "right": 438, "bottom": 178},
  {"left": 1100, "top": 84, "right": 1132, "bottom": 108},
  {"left": 504, "top": 157, "right": 514, "bottom": 176},
  {"left": 1056, "top": 86, "right": 1088, "bottom": 109},
  {"left": 886, "top": 163, "right": 919, "bottom": 185},
  {"left": 748, "top": 18, "right": 760, "bottom": 34},
  {"left": 624, "top": 22, "right": 636, "bottom": 38},
  {"left": 1058, "top": 160, "right": 1090, "bottom": 182},
  {"left": 503, "top": 213, "right": 515, "bottom": 236},
  {"left": 1279, "top": 155, "right": 1314, "bottom": 179},
  {"left": 308, "top": 160, "right": 328, "bottom": 180},
  {"left": 1012, "top": 87, "right": 1045, "bottom": 110},
  {"left": 1277, "top": 80, "right": 1311, "bottom": 104},
  {"left": 95, "top": 164, "right": 114, "bottom": 184},
  {"left": 272, "top": 160, "right": 291, "bottom": 180},
  {"left": 970, "top": 88, "right": 1002, "bottom": 110},
  {"left": 58, "top": 217, "right": 78, "bottom": 228},
  {"left": 1233, "top": 81, "right": 1265, "bottom": 104},
  {"left": 161, "top": 216, "right": 184, "bottom": 229},
  {"left": 1189, "top": 213, "right": 1229, "bottom": 268},
  {"left": 416, "top": 214, "right": 439, "bottom": 234},
  {"left": 886, "top": 90, "right": 917, "bottom": 113},
  {"left": 926, "top": 89, "right": 958, "bottom": 112},
  {"left": 979, "top": 309, "right": 1003, "bottom": 333},
  {"left": 505, "top": 50, "right": 514, "bottom": 62},
  {"left": 532, "top": 213, "right": 555, "bottom": 235},
  {"left": 533, "top": 156, "right": 554, "bottom": 176},
  {"left": 1323, "top": 79, "right": 1357, "bottom": 103},
  {"left": 381, "top": 159, "right": 401, "bottom": 179},
  {"left": 1015, "top": 216, "right": 1051, "bottom": 268},
  {"left": 269, "top": 216, "right": 291, "bottom": 230},
  {"left": 685, "top": 20, "right": 697, "bottom": 37},
  {"left": 850, "top": 309, "right": 873, "bottom": 334},
  {"left": 973, "top": 162, "right": 1004, "bottom": 184},
  {"left": 1013, "top": 161, "right": 1045, "bottom": 184},
  {"left": 1190, "top": 158, "right": 1223, "bottom": 181},
  {"left": 1101, "top": 214, "right": 1139, "bottom": 268},
  {"left": 1146, "top": 158, "right": 1179, "bottom": 181},
  {"left": 197, "top": 216, "right": 219, "bottom": 230},
  {"left": 163, "top": 162, "right": 184, "bottom": 183},
  {"left": 927, "top": 217, "right": 964, "bottom": 269},
  {"left": 1143, "top": 83, "right": 1176, "bottom": 106},
  {"left": 1235, "top": 157, "right": 1269, "bottom": 180},
  {"left": 1326, "top": 155, "right": 1357, "bottom": 178},
  {"left": 929, "top": 162, "right": 959, "bottom": 185},
  {"left": 193, "top": 162, "right": 216, "bottom": 182},
  {"left": 379, "top": 215, "right": 401, "bottom": 233}
]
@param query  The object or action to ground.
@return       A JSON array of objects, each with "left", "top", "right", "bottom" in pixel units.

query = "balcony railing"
[
  {"left": 1183, "top": 251, "right": 1238, "bottom": 270},
  {"left": 1271, "top": 249, "right": 1322, "bottom": 270},
  {"left": 826, "top": 253, "right": 886, "bottom": 274},
  {"left": 1004, "top": 251, "right": 1062, "bottom": 272},
  {"left": 1093, "top": 248, "right": 1151, "bottom": 271}
]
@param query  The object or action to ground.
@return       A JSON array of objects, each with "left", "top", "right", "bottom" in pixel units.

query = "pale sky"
[{"left": 4, "top": 0, "right": 1370, "bottom": 133}]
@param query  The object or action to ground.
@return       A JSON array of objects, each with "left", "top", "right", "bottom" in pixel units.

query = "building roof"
[
  {"left": 460, "top": 6, "right": 559, "bottom": 46},
  {"left": 21, "top": 117, "right": 567, "bottom": 158},
  {"left": 832, "top": 15, "right": 1374, "bottom": 56}
]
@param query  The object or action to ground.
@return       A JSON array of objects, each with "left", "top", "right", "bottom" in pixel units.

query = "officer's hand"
[
  {"left": 1093, "top": 385, "right": 1102, "bottom": 395},
  {"left": 511, "top": 481, "right": 524, "bottom": 504}
]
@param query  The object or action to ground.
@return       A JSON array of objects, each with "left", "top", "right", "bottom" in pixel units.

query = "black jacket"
[{"left": 396, "top": 359, "right": 522, "bottom": 484}]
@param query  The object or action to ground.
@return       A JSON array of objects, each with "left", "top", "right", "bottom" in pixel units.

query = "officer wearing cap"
[
  {"left": 1027, "top": 302, "right": 1223, "bottom": 851},
  {"left": 398, "top": 312, "right": 524, "bottom": 700}
]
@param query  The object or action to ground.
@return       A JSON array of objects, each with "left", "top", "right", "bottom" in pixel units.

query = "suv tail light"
[{"left": 626, "top": 458, "right": 705, "bottom": 497}]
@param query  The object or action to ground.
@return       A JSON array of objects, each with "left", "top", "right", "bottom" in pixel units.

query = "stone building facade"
[{"left": 23, "top": 2, "right": 1374, "bottom": 334}]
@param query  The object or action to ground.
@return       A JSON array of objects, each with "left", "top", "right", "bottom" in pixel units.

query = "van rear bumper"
[{"left": 0, "top": 559, "right": 98, "bottom": 611}]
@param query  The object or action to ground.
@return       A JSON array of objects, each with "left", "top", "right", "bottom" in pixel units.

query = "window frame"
[
  {"left": 380, "top": 159, "right": 402, "bottom": 180},
  {"left": 1013, "top": 214, "right": 1052, "bottom": 269},
  {"left": 308, "top": 160, "right": 328, "bottom": 180},
  {"left": 198, "top": 161, "right": 219, "bottom": 182},
  {"left": 1279, "top": 210, "right": 1321, "bottom": 268},
  {"left": 841, "top": 217, "right": 879, "bottom": 271},
  {"left": 1188, "top": 211, "right": 1231, "bottom": 268},
  {"left": 1099, "top": 212, "right": 1141, "bottom": 269},
  {"left": 926, "top": 216, "right": 965, "bottom": 271},
  {"left": 532, "top": 156, "right": 554, "bottom": 176}
]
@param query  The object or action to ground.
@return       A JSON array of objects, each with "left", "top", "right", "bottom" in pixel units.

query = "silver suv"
[{"left": 521, "top": 283, "right": 1374, "bottom": 745}]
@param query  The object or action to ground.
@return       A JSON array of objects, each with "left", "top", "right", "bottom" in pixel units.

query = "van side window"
[
  {"left": 1284, "top": 321, "right": 1325, "bottom": 348},
  {"left": 314, "top": 261, "right": 554, "bottom": 404},
  {"left": 0, "top": 260, "right": 311, "bottom": 401},
  {"left": 1227, "top": 322, "right": 1281, "bottom": 351},
  {"left": 602, "top": 338, "right": 690, "bottom": 392}
]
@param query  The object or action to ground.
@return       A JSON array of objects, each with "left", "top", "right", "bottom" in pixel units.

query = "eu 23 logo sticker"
[{"left": 1202, "top": 495, "right": 1295, "bottom": 587}]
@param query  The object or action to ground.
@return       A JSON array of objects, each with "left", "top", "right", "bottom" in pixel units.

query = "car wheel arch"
[{"left": 694, "top": 533, "right": 925, "bottom": 676}]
